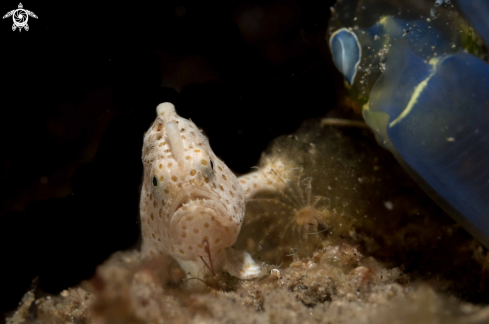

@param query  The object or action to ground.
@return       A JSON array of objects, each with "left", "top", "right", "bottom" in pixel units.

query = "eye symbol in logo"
[{"left": 3, "top": 3, "right": 37, "bottom": 32}]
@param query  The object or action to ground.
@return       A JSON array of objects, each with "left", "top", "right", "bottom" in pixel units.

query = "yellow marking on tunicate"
[
  {"left": 188, "top": 246, "right": 193, "bottom": 250},
  {"left": 153, "top": 201, "right": 157, "bottom": 208},
  {"left": 389, "top": 68, "right": 437, "bottom": 127},
  {"left": 157, "top": 135, "right": 162, "bottom": 140},
  {"left": 245, "top": 188, "right": 250, "bottom": 194},
  {"left": 225, "top": 227, "right": 230, "bottom": 233},
  {"left": 204, "top": 223, "right": 209, "bottom": 228},
  {"left": 159, "top": 164, "right": 162, "bottom": 169},
  {"left": 164, "top": 188, "right": 169, "bottom": 194},
  {"left": 240, "top": 180, "right": 246, "bottom": 184},
  {"left": 219, "top": 185, "right": 224, "bottom": 191},
  {"left": 187, "top": 217, "right": 193, "bottom": 221},
  {"left": 190, "top": 169, "right": 197, "bottom": 176},
  {"left": 204, "top": 177, "right": 209, "bottom": 183},
  {"left": 215, "top": 238, "right": 220, "bottom": 243},
  {"left": 201, "top": 159, "right": 208, "bottom": 165},
  {"left": 198, "top": 244, "right": 203, "bottom": 248},
  {"left": 172, "top": 176, "right": 177, "bottom": 182},
  {"left": 211, "top": 216, "right": 215, "bottom": 221},
  {"left": 182, "top": 232, "right": 187, "bottom": 238},
  {"left": 159, "top": 142, "right": 166, "bottom": 147},
  {"left": 226, "top": 200, "right": 230, "bottom": 204},
  {"left": 253, "top": 183, "right": 257, "bottom": 189},
  {"left": 183, "top": 225, "right": 187, "bottom": 230},
  {"left": 185, "top": 156, "right": 191, "bottom": 160},
  {"left": 182, "top": 206, "right": 188, "bottom": 211},
  {"left": 194, "top": 228, "right": 199, "bottom": 234},
  {"left": 179, "top": 249, "right": 185, "bottom": 254},
  {"left": 218, "top": 166, "right": 223, "bottom": 171},
  {"left": 233, "top": 206, "right": 238, "bottom": 212},
  {"left": 168, "top": 162, "right": 173, "bottom": 167},
  {"left": 267, "top": 180, "right": 272, "bottom": 185},
  {"left": 164, "top": 149, "right": 170, "bottom": 153},
  {"left": 197, "top": 142, "right": 202, "bottom": 146},
  {"left": 194, "top": 149, "right": 200, "bottom": 153},
  {"left": 203, "top": 236, "right": 208, "bottom": 241},
  {"left": 232, "top": 185, "right": 236, "bottom": 190},
  {"left": 151, "top": 213, "right": 154, "bottom": 220},
  {"left": 222, "top": 174, "right": 227, "bottom": 181},
  {"left": 377, "top": 16, "right": 393, "bottom": 29},
  {"left": 181, "top": 135, "right": 186, "bottom": 139},
  {"left": 159, "top": 176, "right": 164, "bottom": 181},
  {"left": 152, "top": 233, "right": 156, "bottom": 239}
]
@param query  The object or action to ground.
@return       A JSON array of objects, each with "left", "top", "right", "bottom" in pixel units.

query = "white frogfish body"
[{"left": 140, "top": 103, "right": 260, "bottom": 282}]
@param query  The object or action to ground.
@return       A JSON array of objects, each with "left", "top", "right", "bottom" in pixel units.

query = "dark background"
[{"left": 0, "top": 0, "right": 340, "bottom": 317}]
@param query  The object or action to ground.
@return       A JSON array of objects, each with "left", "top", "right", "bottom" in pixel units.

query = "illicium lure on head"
[
  {"left": 328, "top": 0, "right": 489, "bottom": 248},
  {"left": 139, "top": 103, "right": 261, "bottom": 285}
]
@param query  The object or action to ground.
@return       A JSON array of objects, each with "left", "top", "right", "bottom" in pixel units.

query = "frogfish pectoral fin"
[{"left": 224, "top": 247, "right": 261, "bottom": 279}]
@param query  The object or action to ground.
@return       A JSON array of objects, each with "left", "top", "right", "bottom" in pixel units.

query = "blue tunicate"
[
  {"left": 329, "top": 28, "right": 361, "bottom": 85},
  {"left": 329, "top": 0, "right": 489, "bottom": 248},
  {"left": 364, "top": 41, "right": 489, "bottom": 247}
]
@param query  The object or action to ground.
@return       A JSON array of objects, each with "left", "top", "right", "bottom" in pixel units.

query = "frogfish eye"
[{"left": 152, "top": 176, "right": 157, "bottom": 186}]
